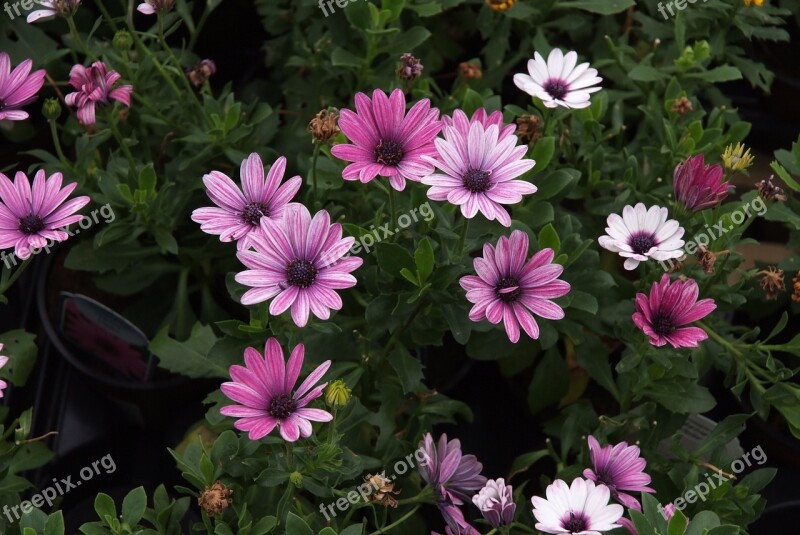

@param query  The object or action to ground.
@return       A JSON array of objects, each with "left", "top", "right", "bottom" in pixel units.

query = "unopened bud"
[
  {"left": 113, "top": 29, "right": 133, "bottom": 51},
  {"left": 325, "top": 380, "right": 351, "bottom": 408},
  {"left": 42, "top": 98, "right": 62, "bottom": 121}
]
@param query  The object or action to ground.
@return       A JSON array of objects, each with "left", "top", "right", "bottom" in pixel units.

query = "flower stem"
[
  {"left": 0, "top": 257, "right": 33, "bottom": 295},
  {"left": 106, "top": 109, "right": 137, "bottom": 171},
  {"left": 456, "top": 217, "right": 470, "bottom": 257},
  {"left": 388, "top": 187, "right": 396, "bottom": 229},
  {"left": 66, "top": 16, "right": 94, "bottom": 59},
  {"left": 311, "top": 141, "right": 321, "bottom": 209},
  {"left": 367, "top": 504, "right": 420, "bottom": 535},
  {"left": 94, "top": 0, "right": 118, "bottom": 31},
  {"left": 49, "top": 120, "right": 73, "bottom": 173}
]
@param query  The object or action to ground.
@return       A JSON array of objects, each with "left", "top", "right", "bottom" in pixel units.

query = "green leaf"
[
  {"left": 388, "top": 347, "right": 424, "bottom": 394},
  {"left": 250, "top": 516, "right": 277, "bottom": 535},
  {"left": 442, "top": 304, "right": 472, "bottom": 345},
  {"left": 284, "top": 513, "right": 313, "bottom": 535},
  {"left": 507, "top": 449, "right": 549, "bottom": 481},
  {"left": 138, "top": 164, "right": 157, "bottom": 192},
  {"left": 691, "top": 66, "right": 743, "bottom": 83},
  {"left": 330, "top": 48, "right": 362, "bottom": 68},
  {"left": 530, "top": 136, "right": 555, "bottom": 173},
  {"left": 0, "top": 329, "right": 38, "bottom": 387},
  {"left": 528, "top": 348, "right": 568, "bottom": 414},
  {"left": 376, "top": 242, "right": 416, "bottom": 278},
  {"left": 668, "top": 509, "right": 689, "bottom": 535},
  {"left": 414, "top": 238, "right": 435, "bottom": 283},
  {"left": 339, "top": 525, "right": 365, "bottom": 535},
  {"left": 462, "top": 88, "right": 483, "bottom": 117},
  {"left": 557, "top": 0, "right": 635, "bottom": 15},
  {"left": 94, "top": 493, "right": 116, "bottom": 525},
  {"left": 149, "top": 323, "right": 227, "bottom": 379},
  {"left": 121, "top": 487, "right": 147, "bottom": 526},
  {"left": 43, "top": 511, "right": 65, "bottom": 535},
  {"left": 769, "top": 160, "right": 800, "bottom": 192},
  {"left": 629, "top": 65, "right": 668, "bottom": 82},
  {"left": 538, "top": 224, "right": 561, "bottom": 253},
  {"left": 645, "top": 383, "right": 715, "bottom": 413}
]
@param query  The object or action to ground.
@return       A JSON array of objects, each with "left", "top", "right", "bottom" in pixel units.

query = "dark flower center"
[
  {"left": 562, "top": 512, "right": 587, "bottom": 533},
  {"left": 652, "top": 313, "right": 676, "bottom": 337},
  {"left": 267, "top": 394, "right": 297, "bottom": 419},
  {"left": 286, "top": 259, "right": 318, "bottom": 289},
  {"left": 544, "top": 79, "right": 569, "bottom": 100},
  {"left": 629, "top": 233, "right": 656, "bottom": 255},
  {"left": 242, "top": 202, "right": 270, "bottom": 226},
  {"left": 495, "top": 276, "right": 522, "bottom": 303},
  {"left": 374, "top": 139, "right": 404, "bottom": 167},
  {"left": 463, "top": 168, "right": 491, "bottom": 193},
  {"left": 19, "top": 214, "right": 44, "bottom": 235},
  {"left": 0, "top": 98, "right": 5, "bottom": 111}
]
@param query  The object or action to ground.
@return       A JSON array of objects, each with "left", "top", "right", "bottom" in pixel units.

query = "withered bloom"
[
  {"left": 671, "top": 97, "right": 693, "bottom": 116},
  {"left": 696, "top": 245, "right": 729, "bottom": 274},
  {"left": 364, "top": 473, "right": 400, "bottom": 508},
  {"left": 756, "top": 266, "right": 786, "bottom": 301},
  {"left": 307, "top": 108, "right": 340, "bottom": 144},
  {"left": 397, "top": 53, "right": 423, "bottom": 81},
  {"left": 515, "top": 114, "right": 542, "bottom": 146},
  {"left": 756, "top": 175, "right": 787, "bottom": 202},
  {"left": 199, "top": 481, "right": 233, "bottom": 517},
  {"left": 458, "top": 62, "right": 483, "bottom": 80},
  {"left": 792, "top": 271, "right": 800, "bottom": 303},
  {"left": 186, "top": 59, "right": 217, "bottom": 87}
]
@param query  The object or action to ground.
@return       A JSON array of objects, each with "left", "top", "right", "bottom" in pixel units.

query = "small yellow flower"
[
  {"left": 743, "top": 0, "right": 765, "bottom": 6},
  {"left": 485, "top": 0, "right": 516, "bottom": 11},
  {"left": 325, "top": 380, "right": 351, "bottom": 408},
  {"left": 721, "top": 143, "right": 754, "bottom": 173}
]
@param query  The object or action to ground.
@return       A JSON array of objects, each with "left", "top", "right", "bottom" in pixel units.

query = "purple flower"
[
  {"left": 531, "top": 478, "right": 623, "bottom": 535},
  {"left": 136, "top": 0, "right": 174, "bottom": 15},
  {"left": 26, "top": 0, "right": 81, "bottom": 22},
  {"left": 472, "top": 478, "right": 516, "bottom": 528},
  {"left": 191, "top": 153, "right": 302, "bottom": 251},
  {"left": 234, "top": 204, "right": 362, "bottom": 327},
  {"left": 421, "top": 108, "right": 536, "bottom": 227},
  {"left": 0, "top": 170, "right": 90, "bottom": 260},
  {"left": 460, "top": 230, "right": 570, "bottom": 343},
  {"left": 632, "top": 274, "right": 716, "bottom": 348},
  {"left": 442, "top": 108, "right": 516, "bottom": 141},
  {"left": 673, "top": 154, "right": 733, "bottom": 212},
  {"left": 65, "top": 62, "right": 132, "bottom": 125},
  {"left": 418, "top": 433, "right": 486, "bottom": 506},
  {"left": 433, "top": 501, "right": 480, "bottom": 535},
  {"left": 513, "top": 49, "right": 602, "bottom": 109},
  {"left": 583, "top": 436, "right": 655, "bottom": 511},
  {"left": 220, "top": 338, "right": 332, "bottom": 442},
  {"left": 0, "top": 53, "right": 46, "bottom": 122},
  {"left": 331, "top": 88, "right": 441, "bottom": 191},
  {"left": 0, "top": 344, "right": 7, "bottom": 398}
]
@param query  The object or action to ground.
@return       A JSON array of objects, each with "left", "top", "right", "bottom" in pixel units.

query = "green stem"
[
  {"left": 158, "top": 14, "right": 204, "bottom": 110},
  {"left": 456, "top": 217, "right": 470, "bottom": 258},
  {"left": 311, "top": 141, "right": 321, "bottom": 208},
  {"left": 106, "top": 109, "right": 137, "bottom": 171},
  {"left": 130, "top": 28, "right": 185, "bottom": 103},
  {"left": 188, "top": 5, "right": 212, "bottom": 51},
  {"left": 381, "top": 298, "right": 426, "bottom": 358},
  {"left": 698, "top": 321, "right": 766, "bottom": 393},
  {"left": 367, "top": 504, "right": 421, "bottom": 535},
  {"left": 0, "top": 258, "right": 33, "bottom": 295},
  {"left": 49, "top": 120, "right": 73, "bottom": 173},
  {"left": 94, "top": 0, "right": 118, "bottom": 31},
  {"left": 66, "top": 16, "right": 94, "bottom": 59},
  {"left": 388, "top": 187, "right": 396, "bottom": 230}
]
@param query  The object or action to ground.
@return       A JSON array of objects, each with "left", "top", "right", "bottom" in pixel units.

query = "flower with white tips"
[
  {"left": 531, "top": 478, "right": 623, "bottom": 535},
  {"left": 597, "top": 203, "right": 685, "bottom": 271},
  {"left": 513, "top": 49, "right": 602, "bottom": 109}
]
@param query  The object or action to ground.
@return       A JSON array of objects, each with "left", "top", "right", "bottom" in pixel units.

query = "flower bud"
[
  {"left": 325, "top": 380, "right": 351, "bottom": 408},
  {"left": 289, "top": 471, "right": 304, "bottom": 487},
  {"left": 113, "top": 30, "right": 133, "bottom": 51},
  {"left": 42, "top": 98, "right": 62, "bottom": 121}
]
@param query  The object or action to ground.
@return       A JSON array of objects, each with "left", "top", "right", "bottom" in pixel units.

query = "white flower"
[
  {"left": 513, "top": 49, "right": 602, "bottom": 109},
  {"left": 598, "top": 203, "right": 685, "bottom": 271},
  {"left": 531, "top": 478, "right": 623, "bottom": 535},
  {"left": 27, "top": 0, "right": 80, "bottom": 23}
]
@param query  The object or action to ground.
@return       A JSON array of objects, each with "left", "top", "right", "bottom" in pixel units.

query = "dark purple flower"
[
  {"left": 583, "top": 436, "right": 655, "bottom": 511},
  {"left": 418, "top": 433, "right": 486, "bottom": 506},
  {"left": 673, "top": 154, "right": 733, "bottom": 212}
]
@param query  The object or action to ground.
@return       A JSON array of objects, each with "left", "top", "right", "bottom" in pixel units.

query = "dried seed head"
[
  {"left": 198, "top": 481, "right": 232, "bottom": 517},
  {"left": 756, "top": 266, "right": 786, "bottom": 301},
  {"left": 755, "top": 175, "right": 787, "bottom": 202},
  {"left": 397, "top": 53, "right": 423, "bottom": 81},
  {"left": 515, "top": 114, "right": 542, "bottom": 146},
  {"left": 307, "top": 108, "right": 340, "bottom": 144},
  {"left": 671, "top": 96, "right": 693, "bottom": 116},
  {"left": 458, "top": 62, "right": 483, "bottom": 80}
]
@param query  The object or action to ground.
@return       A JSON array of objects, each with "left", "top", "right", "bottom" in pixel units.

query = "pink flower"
[
  {"left": 220, "top": 338, "right": 332, "bottom": 442},
  {"left": 632, "top": 274, "right": 716, "bottom": 348},
  {"left": 26, "top": 0, "right": 81, "bottom": 23},
  {"left": 331, "top": 88, "right": 441, "bottom": 191},
  {"left": 65, "top": 62, "right": 132, "bottom": 126},
  {"left": 422, "top": 108, "right": 536, "bottom": 226},
  {"left": 136, "top": 0, "right": 174, "bottom": 14},
  {"left": 0, "top": 170, "right": 90, "bottom": 260},
  {"left": 235, "top": 204, "right": 362, "bottom": 327},
  {"left": 460, "top": 230, "right": 570, "bottom": 343},
  {"left": 191, "top": 153, "right": 302, "bottom": 251},
  {"left": 673, "top": 154, "right": 733, "bottom": 212},
  {"left": 0, "top": 344, "right": 8, "bottom": 398},
  {"left": 583, "top": 436, "right": 655, "bottom": 511},
  {"left": 0, "top": 53, "right": 46, "bottom": 122},
  {"left": 442, "top": 108, "right": 516, "bottom": 141}
]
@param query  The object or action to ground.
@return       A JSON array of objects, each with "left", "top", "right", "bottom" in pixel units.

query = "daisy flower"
[
  {"left": 673, "top": 154, "right": 733, "bottom": 212},
  {"left": 191, "top": 153, "right": 302, "bottom": 251},
  {"left": 331, "top": 88, "right": 441, "bottom": 191},
  {"left": 26, "top": 0, "right": 80, "bottom": 22},
  {"left": 597, "top": 203, "right": 685, "bottom": 271},
  {"left": 435, "top": 501, "right": 481, "bottom": 535},
  {"left": 0, "top": 344, "right": 7, "bottom": 398},
  {"left": 632, "top": 274, "right": 716, "bottom": 348},
  {"left": 0, "top": 170, "right": 90, "bottom": 260},
  {"left": 583, "top": 436, "right": 655, "bottom": 510},
  {"left": 443, "top": 108, "right": 517, "bottom": 141},
  {"left": 220, "top": 338, "right": 332, "bottom": 442},
  {"left": 65, "top": 61, "right": 132, "bottom": 126},
  {"left": 460, "top": 230, "right": 570, "bottom": 343},
  {"left": 422, "top": 110, "right": 536, "bottom": 226},
  {"left": 472, "top": 478, "right": 516, "bottom": 528},
  {"left": 235, "top": 204, "right": 362, "bottom": 327},
  {"left": 136, "top": 0, "right": 174, "bottom": 14},
  {"left": 418, "top": 433, "right": 487, "bottom": 506},
  {"left": 0, "top": 53, "right": 46, "bottom": 122},
  {"left": 531, "top": 478, "right": 624, "bottom": 535},
  {"left": 513, "top": 48, "right": 602, "bottom": 109}
]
